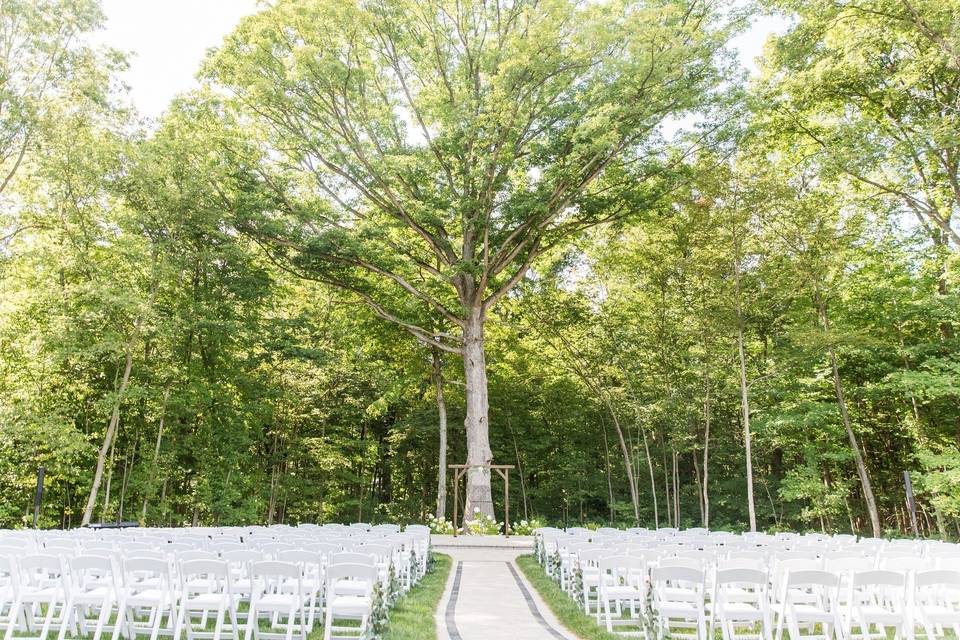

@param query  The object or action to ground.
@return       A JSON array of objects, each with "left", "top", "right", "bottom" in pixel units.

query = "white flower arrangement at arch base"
[{"left": 462, "top": 507, "right": 502, "bottom": 535}]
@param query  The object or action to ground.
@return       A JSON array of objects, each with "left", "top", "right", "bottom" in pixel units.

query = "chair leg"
[
  {"left": 92, "top": 597, "right": 113, "bottom": 640},
  {"left": 56, "top": 600, "right": 74, "bottom": 640},
  {"left": 173, "top": 601, "right": 186, "bottom": 640},
  {"left": 4, "top": 599, "right": 22, "bottom": 640},
  {"left": 39, "top": 599, "right": 58, "bottom": 640},
  {"left": 212, "top": 605, "right": 225, "bottom": 640}
]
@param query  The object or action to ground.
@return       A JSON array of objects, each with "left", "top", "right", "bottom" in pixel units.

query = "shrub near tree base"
[{"left": 463, "top": 510, "right": 502, "bottom": 535}]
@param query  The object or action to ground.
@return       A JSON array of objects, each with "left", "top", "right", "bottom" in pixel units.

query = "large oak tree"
[{"left": 206, "top": 0, "right": 730, "bottom": 517}]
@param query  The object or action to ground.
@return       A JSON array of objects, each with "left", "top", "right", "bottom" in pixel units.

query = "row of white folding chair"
[
  {"left": 596, "top": 560, "right": 851, "bottom": 640},
  {"left": 0, "top": 552, "right": 385, "bottom": 640},
  {"left": 576, "top": 551, "right": 960, "bottom": 640}
]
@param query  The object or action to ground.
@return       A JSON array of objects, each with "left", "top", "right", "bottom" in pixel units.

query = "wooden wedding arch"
[{"left": 449, "top": 463, "right": 515, "bottom": 538}]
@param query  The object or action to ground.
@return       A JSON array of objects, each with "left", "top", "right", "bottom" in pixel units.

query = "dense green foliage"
[{"left": 0, "top": 0, "right": 958, "bottom": 536}]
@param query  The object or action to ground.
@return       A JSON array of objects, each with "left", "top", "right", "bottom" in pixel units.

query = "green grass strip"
[
  {"left": 515, "top": 554, "right": 620, "bottom": 640},
  {"left": 377, "top": 553, "right": 453, "bottom": 640}
]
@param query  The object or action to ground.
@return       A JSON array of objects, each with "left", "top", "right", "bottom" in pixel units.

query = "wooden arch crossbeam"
[{"left": 449, "top": 464, "right": 515, "bottom": 538}]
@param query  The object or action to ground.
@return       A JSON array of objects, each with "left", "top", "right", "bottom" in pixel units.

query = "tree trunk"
[
  {"left": 642, "top": 427, "right": 659, "bottom": 528},
  {"left": 118, "top": 435, "right": 138, "bottom": 522},
  {"left": 693, "top": 450, "right": 704, "bottom": 525},
  {"left": 81, "top": 276, "right": 159, "bottom": 527},
  {"left": 732, "top": 224, "right": 758, "bottom": 532},
  {"left": 101, "top": 417, "right": 120, "bottom": 522},
  {"left": 663, "top": 443, "right": 673, "bottom": 527},
  {"left": 604, "top": 396, "right": 641, "bottom": 524},
  {"left": 702, "top": 370, "right": 711, "bottom": 530},
  {"left": 507, "top": 417, "right": 529, "bottom": 521},
  {"left": 672, "top": 448, "right": 680, "bottom": 526},
  {"left": 142, "top": 387, "right": 170, "bottom": 523},
  {"left": 432, "top": 347, "right": 448, "bottom": 521},
  {"left": 819, "top": 296, "right": 882, "bottom": 538},
  {"left": 462, "top": 306, "right": 494, "bottom": 520},
  {"left": 600, "top": 414, "right": 615, "bottom": 524},
  {"left": 82, "top": 350, "right": 132, "bottom": 526}
]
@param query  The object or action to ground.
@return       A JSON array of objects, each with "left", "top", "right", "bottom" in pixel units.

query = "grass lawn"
[
  {"left": 515, "top": 554, "right": 621, "bottom": 640},
  {"left": 377, "top": 553, "right": 453, "bottom": 640}
]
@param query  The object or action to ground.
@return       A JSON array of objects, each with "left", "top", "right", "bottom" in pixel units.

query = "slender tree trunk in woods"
[
  {"left": 101, "top": 422, "right": 119, "bottom": 522},
  {"left": 604, "top": 397, "right": 641, "bottom": 524},
  {"left": 119, "top": 436, "right": 138, "bottom": 522},
  {"left": 81, "top": 277, "right": 159, "bottom": 527},
  {"left": 702, "top": 371, "right": 711, "bottom": 529},
  {"left": 624, "top": 383, "right": 660, "bottom": 528},
  {"left": 268, "top": 432, "right": 280, "bottom": 525},
  {"left": 672, "top": 448, "right": 680, "bottom": 526},
  {"left": 642, "top": 428, "right": 659, "bottom": 528},
  {"left": 732, "top": 225, "right": 757, "bottom": 532},
  {"left": 83, "top": 350, "right": 130, "bottom": 526},
  {"left": 159, "top": 477, "right": 167, "bottom": 523},
  {"left": 663, "top": 444, "right": 673, "bottom": 527},
  {"left": 507, "top": 417, "right": 529, "bottom": 521},
  {"left": 142, "top": 387, "right": 170, "bottom": 523},
  {"left": 462, "top": 306, "right": 495, "bottom": 520},
  {"left": 431, "top": 347, "right": 448, "bottom": 521},
  {"left": 601, "top": 415, "right": 615, "bottom": 524},
  {"left": 693, "top": 452, "right": 704, "bottom": 525},
  {"left": 818, "top": 296, "right": 882, "bottom": 538},
  {"left": 934, "top": 505, "right": 948, "bottom": 538}
]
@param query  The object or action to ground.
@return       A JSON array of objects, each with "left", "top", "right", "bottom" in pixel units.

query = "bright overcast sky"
[{"left": 94, "top": 1, "right": 788, "bottom": 122}]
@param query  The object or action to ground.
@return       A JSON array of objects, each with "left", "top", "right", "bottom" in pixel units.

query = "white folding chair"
[
  {"left": 598, "top": 555, "right": 647, "bottom": 636},
  {"left": 119, "top": 557, "right": 178, "bottom": 640},
  {"left": 650, "top": 566, "right": 707, "bottom": 640},
  {"left": 246, "top": 562, "right": 307, "bottom": 640},
  {"left": 274, "top": 551, "right": 322, "bottom": 632},
  {"left": 845, "top": 569, "right": 906, "bottom": 640},
  {"left": 6, "top": 555, "right": 69, "bottom": 640},
  {"left": 774, "top": 570, "right": 842, "bottom": 640},
  {"left": 322, "top": 564, "right": 377, "bottom": 640},
  {"left": 327, "top": 554, "right": 374, "bottom": 600},
  {"left": 912, "top": 569, "right": 960, "bottom": 640},
  {"left": 222, "top": 551, "right": 261, "bottom": 623},
  {"left": 175, "top": 560, "right": 239, "bottom": 640},
  {"left": 0, "top": 556, "right": 21, "bottom": 636},
  {"left": 59, "top": 556, "right": 121, "bottom": 640},
  {"left": 710, "top": 568, "right": 772, "bottom": 640},
  {"left": 578, "top": 549, "right": 609, "bottom": 619}
]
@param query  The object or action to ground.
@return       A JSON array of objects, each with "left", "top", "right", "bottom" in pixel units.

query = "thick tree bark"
[
  {"left": 462, "top": 306, "right": 494, "bottom": 520},
  {"left": 819, "top": 296, "right": 882, "bottom": 538},
  {"left": 432, "top": 346, "right": 448, "bottom": 520},
  {"left": 733, "top": 225, "right": 758, "bottom": 532}
]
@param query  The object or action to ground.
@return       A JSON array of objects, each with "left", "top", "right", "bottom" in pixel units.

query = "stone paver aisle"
[{"left": 432, "top": 538, "right": 578, "bottom": 640}]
